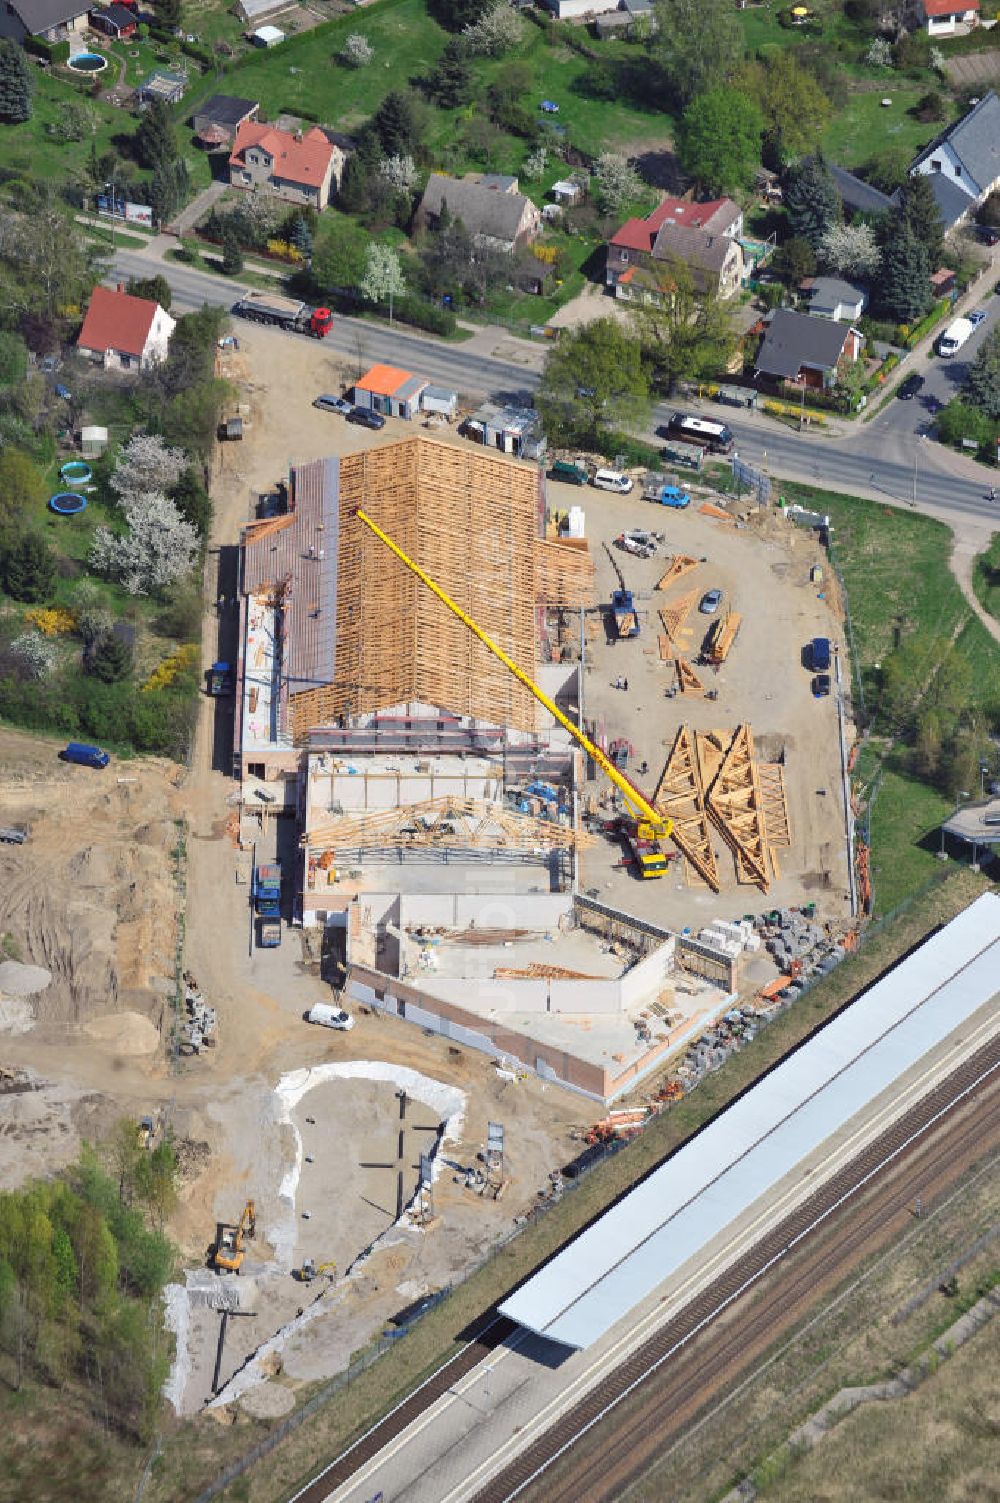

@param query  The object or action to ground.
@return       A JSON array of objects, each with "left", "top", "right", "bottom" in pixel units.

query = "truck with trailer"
[
  {"left": 254, "top": 862, "right": 281, "bottom": 918},
  {"left": 643, "top": 473, "right": 691, "bottom": 507},
  {"left": 936, "top": 317, "right": 973, "bottom": 358},
  {"left": 232, "top": 293, "right": 332, "bottom": 339}
]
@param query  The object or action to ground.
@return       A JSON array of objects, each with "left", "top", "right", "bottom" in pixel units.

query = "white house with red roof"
[
  {"left": 606, "top": 195, "right": 745, "bottom": 303},
  {"left": 229, "top": 120, "right": 342, "bottom": 209},
  {"left": 919, "top": 0, "right": 978, "bottom": 34},
  {"left": 77, "top": 284, "right": 176, "bottom": 372}
]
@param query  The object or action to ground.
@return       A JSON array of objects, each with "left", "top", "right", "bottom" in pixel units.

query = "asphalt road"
[
  {"left": 873, "top": 292, "right": 997, "bottom": 444},
  {"left": 111, "top": 250, "right": 998, "bottom": 526}
]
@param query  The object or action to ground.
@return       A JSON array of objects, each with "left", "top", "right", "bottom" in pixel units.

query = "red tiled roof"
[
  {"left": 229, "top": 121, "right": 334, "bottom": 189},
  {"left": 611, "top": 195, "right": 738, "bottom": 251},
  {"left": 923, "top": 0, "right": 978, "bottom": 13},
  {"left": 77, "top": 284, "right": 157, "bottom": 358}
]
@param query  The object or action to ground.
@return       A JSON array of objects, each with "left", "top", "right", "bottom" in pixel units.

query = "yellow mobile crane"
[{"left": 354, "top": 509, "right": 673, "bottom": 878}]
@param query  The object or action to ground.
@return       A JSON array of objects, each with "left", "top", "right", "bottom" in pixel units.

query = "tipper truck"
[
  {"left": 254, "top": 862, "right": 282, "bottom": 947},
  {"left": 232, "top": 293, "right": 332, "bottom": 338},
  {"left": 611, "top": 588, "right": 639, "bottom": 638}
]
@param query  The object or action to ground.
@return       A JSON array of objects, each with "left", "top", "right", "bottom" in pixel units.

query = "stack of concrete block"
[{"left": 698, "top": 918, "right": 762, "bottom": 957}]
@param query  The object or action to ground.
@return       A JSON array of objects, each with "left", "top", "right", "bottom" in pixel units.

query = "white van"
[
  {"left": 592, "top": 469, "right": 634, "bottom": 494},
  {"left": 307, "top": 1003, "right": 355, "bottom": 1031}
]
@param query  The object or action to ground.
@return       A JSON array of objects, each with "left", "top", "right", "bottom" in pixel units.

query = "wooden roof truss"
[
  {"left": 653, "top": 724, "right": 720, "bottom": 891},
  {"left": 304, "top": 795, "right": 590, "bottom": 854},
  {"left": 675, "top": 656, "right": 705, "bottom": 695},
  {"left": 703, "top": 723, "right": 771, "bottom": 892},
  {"left": 659, "top": 587, "right": 699, "bottom": 643},
  {"left": 656, "top": 554, "right": 699, "bottom": 592}
]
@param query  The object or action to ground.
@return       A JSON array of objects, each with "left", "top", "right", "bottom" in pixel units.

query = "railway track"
[{"left": 470, "top": 1040, "right": 1000, "bottom": 1503}]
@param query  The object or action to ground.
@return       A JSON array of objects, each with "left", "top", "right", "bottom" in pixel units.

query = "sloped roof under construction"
[{"left": 500, "top": 892, "right": 1000, "bottom": 1349}]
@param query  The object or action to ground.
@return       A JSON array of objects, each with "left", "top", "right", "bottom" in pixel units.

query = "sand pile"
[
  {"left": 83, "top": 1011, "right": 160, "bottom": 1055},
  {"left": 0, "top": 960, "right": 52, "bottom": 996}
]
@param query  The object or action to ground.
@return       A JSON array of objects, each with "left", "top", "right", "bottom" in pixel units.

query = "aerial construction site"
[{"left": 0, "top": 324, "right": 863, "bottom": 1434}]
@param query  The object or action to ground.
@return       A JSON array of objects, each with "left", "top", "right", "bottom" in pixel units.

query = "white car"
[
  {"left": 307, "top": 1003, "right": 355, "bottom": 1031},
  {"left": 592, "top": 468, "right": 634, "bottom": 494}
]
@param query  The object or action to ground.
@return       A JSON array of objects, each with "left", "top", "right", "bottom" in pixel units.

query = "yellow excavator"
[
  {"left": 213, "top": 1200, "right": 256, "bottom": 1274},
  {"left": 354, "top": 509, "right": 673, "bottom": 878}
]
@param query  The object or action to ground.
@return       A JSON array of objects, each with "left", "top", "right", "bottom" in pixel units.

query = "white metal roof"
[{"left": 500, "top": 892, "right": 1000, "bottom": 1348}]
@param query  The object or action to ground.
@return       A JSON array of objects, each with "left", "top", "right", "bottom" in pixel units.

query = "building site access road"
[{"left": 286, "top": 1009, "right": 1000, "bottom": 1503}]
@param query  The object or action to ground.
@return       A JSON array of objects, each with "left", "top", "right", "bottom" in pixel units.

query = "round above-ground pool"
[
  {"left": 49, "top": 492, "right": 88, "bottom": 515},
  {"left": 67, "top": 51, "right": 107, "bottom": 73},
  {"left": 59, "top": 460, "right": 92, "bottom": 485}
]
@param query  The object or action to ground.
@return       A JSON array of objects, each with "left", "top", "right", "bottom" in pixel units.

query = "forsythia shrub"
[
  {"left": 266, "top": 239, "right": 304, "bottom": 264},
  {"left": 142, "top": 643, "right": 199, "bottom": 693},
  {"left": 25, "top": 606, "right": 77, "bottom": 636}
]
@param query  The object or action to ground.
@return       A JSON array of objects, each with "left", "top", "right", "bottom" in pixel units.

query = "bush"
[
  {"left": 3, "top": 533, "right": 56, "bottom": 602},
  {"left": 23, "top": 35, "right": 69, "bottom": 64},
  {"left": 393, "top": 296, "right": 457, "bottom": 336}
]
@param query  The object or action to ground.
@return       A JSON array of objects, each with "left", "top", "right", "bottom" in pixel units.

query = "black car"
[
  {"left": 812, "top": 674, "right": 831, "bottom": 698},
  {"left": 897, "top": 374, "right": 925, "bottom": 401},
  {"left": 346, "top": 406, "right": 386, "bottom": 430}
]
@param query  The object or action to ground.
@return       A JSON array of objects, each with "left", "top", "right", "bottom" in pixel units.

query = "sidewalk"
[{"left": 870, "top": 248, "right": 999, "bottom": 404}]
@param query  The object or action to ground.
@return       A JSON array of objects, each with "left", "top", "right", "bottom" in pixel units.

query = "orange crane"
[
  {"left": 353, "top": 509, "right": 673, "bottom": 877},
  {"left": 213, "top": 1199, "right": 256, "bottom": 1274}
]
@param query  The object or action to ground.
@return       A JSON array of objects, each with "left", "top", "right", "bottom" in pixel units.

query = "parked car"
[
  {"left": 969, "top": 310, "right": 988, "bottom": 328},
  {"left": 307, "top": 1003, "right": 355, "bottom": 1031},
  {"left": 811, "top": 636, "right": 831, "bottom": 671},
  {"left": 655, "top": 485, "right": 691, "bottom": 509},
  {"left": 313, "top": 394, "right": 353, "bottom": 414},
  {"left": 812, "top": 673, "right": 832, "bottom": 698},
  {"left": 897, "top": 374, "right": 925, "bottom": 400},
  {"left": 979, "top": 226, "right": 1000, "bottom": 247},
  {"left": 592, "top": 468, "right": 633, "bottom": 494},
  {"left": 60, "top": 741, "right": 109, "bottom": 769},
  {"left": 617, "top": 529, "right": 659, "bottom": 557},
  {"left": 346, "top": 406, "right": 386, "bottom": 429},
  {"left": 699, "top": 589, "right": 723, "bottom": 615}
]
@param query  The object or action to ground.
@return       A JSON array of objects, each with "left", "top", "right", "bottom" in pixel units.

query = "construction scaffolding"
[{"left": 303, "top": 795, "right": 591, "bottom": 856}]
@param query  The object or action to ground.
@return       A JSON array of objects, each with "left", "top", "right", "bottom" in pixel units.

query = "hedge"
[{"left": 24, "top": 35, "right": 70, "bottom": 64}]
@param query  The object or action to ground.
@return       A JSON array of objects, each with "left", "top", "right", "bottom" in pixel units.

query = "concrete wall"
[
  {"left": 619, "top": 936, "right": 675, "bottom": 1007},
  {"left": 326, "top": 769, "right": 503, "bottom": 811},
  {"left": 399, "top": 893, "right": 573, "bottom": 929}
]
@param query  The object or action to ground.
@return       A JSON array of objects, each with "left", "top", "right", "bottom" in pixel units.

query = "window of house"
[
  {"left": 931, "top": 159, "right": 942, "bottom": 172},
  {"left": 620, "top": 249, "right": 629, "bottom": 262},
  {"left": 247, "top": 762, "right": 265, "bottom": 778},
  {"left": 955, "top": 165, "right": 962, "bottom": 176}
]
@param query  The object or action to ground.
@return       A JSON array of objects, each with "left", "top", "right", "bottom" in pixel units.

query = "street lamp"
[{"left": 979, "top": 760, "right": 990, "bottom": 798}]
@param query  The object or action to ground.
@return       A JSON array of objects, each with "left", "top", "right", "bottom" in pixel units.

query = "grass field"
[{"left": 821, "top": 85, "right": 954, "bottom": 169}]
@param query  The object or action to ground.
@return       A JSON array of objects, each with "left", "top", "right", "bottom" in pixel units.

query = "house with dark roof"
[
  {"left": 827, "top": 162, "right": 895, "bottom": 219},
  {"left": 229, "top": 120, "right": 342, "bottom": 209},
  {"left": 804, "top": 277, "right": 868, "bottom": 322},
  {"left": 910, "top": 90, "right": 1000, "bottom": 227},
  {"left": 0, "top": 0, "right": 90, "bottom": 42},
  {"left": 77, "top": 283, "right": 176, "bottom": 371},
  {"left": 755, "top": 308, "right": 862, "bottom": 390},
  {"left": 919, "top": 0, "right": 979, "bottom": 34},
  {"left": 89, "top": 3, "right": 137, "bottom": 38},
  {"left": 415, "top": 174, "right": 541, "bottom": 253},
  {"left": 191, "top": 94, "right": 259, "bottom": 142},
  {"left": 607, "top": 195, "right": 745, "bottom": 302}
]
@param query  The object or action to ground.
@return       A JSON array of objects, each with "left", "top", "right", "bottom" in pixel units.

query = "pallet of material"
[{"left": 699, "top": 502, "right": 735, "bottom": 522}]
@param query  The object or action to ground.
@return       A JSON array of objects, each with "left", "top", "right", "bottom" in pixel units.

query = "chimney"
[{"left": 117, "top": 281, "right": 126, "bottom": 293}]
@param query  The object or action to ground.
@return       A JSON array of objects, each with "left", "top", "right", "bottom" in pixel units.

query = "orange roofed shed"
[{"left": 354, "top": 363, "right": 429, "bottom": 421}]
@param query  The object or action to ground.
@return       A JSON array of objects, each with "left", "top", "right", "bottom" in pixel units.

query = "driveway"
[{"left": 167, "top": 179, "right": 230, "bottom": 236}]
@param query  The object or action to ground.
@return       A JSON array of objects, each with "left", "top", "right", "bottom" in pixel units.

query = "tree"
[
  {"left": 380, "top": 153, "right": 418, "bottom": 192},
  {"left": 0, "top": 448, "right": 45, "bottom": 533},
  {"left": 650, "top": 0, "right": 742, "bottom": 108},
  {"left": 677, "top": 89, "right": 763, "bottom": 196},
  {"left": 7, "top": 631, "right": 56, "bottom": 680},
  {"left": 110, "top": 434, "right": 186, "bottom": 503},
  {"left": 773, "top": 236, "right": 816, "bottom": 286},
  {"left": 369, "top": 90, "right": 424, "bottom": 159},
  {"left": 424, "top": 39, "right": 475, "bottom": 108},
  {"left": 311, "top": 215, "right": 370, "bottom": 292},
  {"left": 0, "top": 38, "right": 32, "bottom": 124},
  {"left": 288, "top": 214, "right": 313, "bottom": 258},
  {"left": 150, "top": 158, "right": 188, "bottom": 225},
  {"left": 340, "top": 33, "right": 373, "bottom": 67},
  {"left": 463, "top": 2, "right": 523, "bottom": 56},
  {"left": 4, "top": 535, "right": 55, "bottom": 603},
  {"left": 428, "top": 0, "right": 491, "bottom": 31},
  {"left": 819, "top": 222, "right": 881, "bottom": 279},
  {"left": 877, "top": 218, "right": 930, "bottom": 322},
  {"left": 536, "top": 318, "right": 649, "bottom": 445},
  {"left": 964, "top": 328, "right": 1000, "bottom": 420},
  {"left": 783, "top": 155, "right": 841, "bottom": 250},
  {"left": 90, "top": 493, "right": 199, "bottom": 596},
  {"left": 593, "top": 153, "right": 643, "bottom": 215},
  {"left": 359, "top": 242, "right": 406, "bottom": 320},
  {"left": 221, "top": 226, "right": 243, "bottom": 276},
  {"left": 629, "top": 260, "right": 737, "bottom": 394},
  {"left": 88, "top": 632, "right": 133, "bottom": 684},
  {"left": 152, "top": 0, "right": 182, "bottom": 27},
  {"left": 127, "top": 274, "right": 172, "bottom": 310},
  {"left": 170, "top": 465, "right": 212, "bottom": 538},
  {"left": 897, "top": 174, "right": 945, "bottom": 271},
  {"left": 861, "top": 146, "right": 912, "bottom": 194},
  {"left": 736, "top": 54, "right": 831, "bottom": 161},
  {"left": 135, "top": 99, "right": 177, "bottom": 172},
  {"left": 0, "top": 330, "right": 27, "bottom": 389}
]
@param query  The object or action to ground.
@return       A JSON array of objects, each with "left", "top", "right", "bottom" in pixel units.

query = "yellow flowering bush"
[
  {"left": 142, "top": 643, "right": 199, "bottom": 693},
  {"left": 266, "top": 239, "right": 305, "bottom": 264},
  {"left": 25, "top": 607, "right": 77, "bottom": 637}
]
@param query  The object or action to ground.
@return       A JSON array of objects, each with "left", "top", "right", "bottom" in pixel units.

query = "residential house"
[
  {"left": 607, "top": 195, "right": 745, "bottom": 302},
  {"left": 229, "top": 120, "right": 341, "bottom": 209},
  {"left": 550, "top": 178, "right": 585, "bottom": 207},
  {"left": 804, "top": 276, "right": 868, "bottom": 321},
  {"left": 77, "top": 284, "right": 176, "bottom": 371},
  {"left": 594, "top": 0, "right": 658, "bottom": 35},
  {"left": 541, "top": 0, "right": 620, "bottom": 17},
  {"left": 919, "top": 0, "right": 979, "bottom": 34},
  {"left": 755, "top": 308, "right": 862, "bottom": 390},
  {"left": 910, "top": 90, "right": 1000, "bottom": 228},
  {"left": 0, "top": 0, "right": 89, "bottom": 42},
  {"left": 192, "top": 94, "right": 260, "bottom": 142},
  {"left": 89, "top": 3, "right": 137, "bottom": 38},
  {"left": 353, "top": 365, "right": 428, "bottom": 420},
  {"left": 827, "top": 162, "right": 895, "bottom": 219},
  {"left": 415, "top": 174, "right": 541, "bottom": 253}
]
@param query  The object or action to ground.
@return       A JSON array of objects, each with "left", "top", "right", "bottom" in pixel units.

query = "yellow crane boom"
[{"left": 354, "top": 509, "right": 671, "bottom": 842}]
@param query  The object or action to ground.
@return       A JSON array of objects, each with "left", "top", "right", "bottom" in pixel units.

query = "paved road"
[
  {"left": 109, "top": 250, "right": 998, "bottom": 527},
  {"left": 872, "top": 293, "right": 997, "bottom": 447}
]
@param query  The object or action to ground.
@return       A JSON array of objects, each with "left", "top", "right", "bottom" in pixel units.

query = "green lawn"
[
  {"left": 821, "top": 86, "right": 955, "bottom": 169},
  {"left": 972, "top": 532, "right": 1000, "bottom": 622}
]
